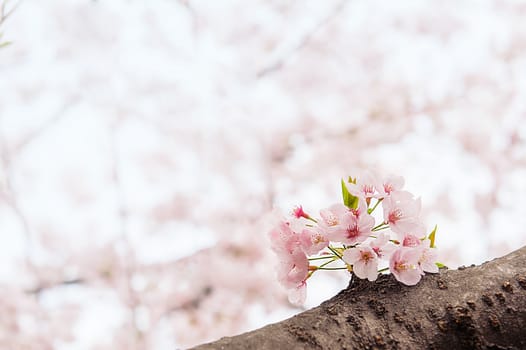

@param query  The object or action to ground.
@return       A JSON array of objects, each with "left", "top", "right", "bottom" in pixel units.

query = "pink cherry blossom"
[
  {"left": 382, "top": 191, "right": 423, "bottom": 236},
  {"left": 292, "top": 205, "right": 310, "bottom": 220},
  {"left": 350, "top": 197, "right": 369, "bottom": 218},
  {"left": 299, "top": 228, "right": 329, "bottom": 256},
  {"left": 369, "top": 232, "right": 395, "bottom": 259},
  {"left": 393, "top": 220, "right": 427, "bottom": 245},
  {"left": 276, "top": 248, "right": 309, "bottom": 289},
  {"left": 346, "top": 171, "right": 379, "bottom": 200},
  {"left": 287, "top": 281, "right": 307, "bottom": 306},
  {"left": 268, "top": 221, "right": 299, "bottom": 258},
  {"left": 319, "top": 203, "right": 349, "bottom": 227},
  {"left": 317, "top": 203, "right": 349, "bottom": 236},
  {"left": 418, "top": 245, "right": 439, "bottom": 273},
  {"left": 318, "top": 200, "right": 374, "bottom": 245},
  {"left": 288, "top": 216, "right": 311, "bottom": 235},
  {"left": 324, "top": 209, "right": 374, "bottom": 245},
  {"left": 343, "top": 246, "right": 378, "bottom": 281},
  {"left": 402, "top": 234, "right": 423, "bottom": 247},
  {"left": 269, "top": 220, "right": 310, "bottom": 301},
  {"left": 389, "top": 247, "right": 423, "bottom": 286},
  {"left": 376, "top": 175, "right": 405, "bottom": 198}
]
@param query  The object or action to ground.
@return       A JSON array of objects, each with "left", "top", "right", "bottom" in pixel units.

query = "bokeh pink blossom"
[{"left": 1, "top": 0, "right": 525, "bottom": 348}]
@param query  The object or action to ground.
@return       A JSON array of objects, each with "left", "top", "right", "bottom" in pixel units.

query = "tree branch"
[
  {"left": 256, "top": 0, "right": 348, "bottom": 78},
  {"left": 0, "top": 1, "right": 17, "bottom": 25},
  {"left": 192, "top": 246, "right": 526, "bottom": 349}
]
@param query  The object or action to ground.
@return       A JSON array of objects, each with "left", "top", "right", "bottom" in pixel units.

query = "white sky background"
[{"left": 0, "top": 0, "right": 526, "bottom": 348}]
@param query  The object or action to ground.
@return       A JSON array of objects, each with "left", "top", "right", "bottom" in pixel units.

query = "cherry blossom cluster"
[{"left": 268, "top": 173, "right": 440, "bottom": 305}]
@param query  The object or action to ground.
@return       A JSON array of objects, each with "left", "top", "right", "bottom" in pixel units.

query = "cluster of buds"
[{"left": 268, "top": 173, "right": 441, "bottom": 305}]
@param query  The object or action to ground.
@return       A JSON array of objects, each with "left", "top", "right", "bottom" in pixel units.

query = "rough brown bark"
[{"left": 191, "top": 246, "right": 526, "bottom": 350}]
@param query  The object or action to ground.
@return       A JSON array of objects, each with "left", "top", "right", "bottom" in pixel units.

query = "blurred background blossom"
[{"left": 1, "top": 0, "right": 525, "bottom": 348}]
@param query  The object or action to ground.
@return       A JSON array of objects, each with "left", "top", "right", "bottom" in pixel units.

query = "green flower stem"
[
  {"left": 372, "top": 224, "right": 389, "bottom": 232},
  {"left": 316, "top": 267, "right": 348, "bottom": 271},
  {"left": 327, "top": 246, "right": 343, "bottom": 259},
  {"left": 372, "top": 222, "right": 387, "bottom": 230},
  {"left": 308, "top": 255, "right": 336, "bottom": 261},
  {"left": 308, "top": 256, "right": 339, "bottom": 278},
  {"left": 317, "top": 257, "right": 338, "bottom": 269},
  {"left": 306, "top": 216, "right": 318, "bottom": 223},
  {"left": 367, "top": 198, "right": 383, "bottom": 214},
  {"left": 377, "top": 267, "right": 389, "bottom": 273}
]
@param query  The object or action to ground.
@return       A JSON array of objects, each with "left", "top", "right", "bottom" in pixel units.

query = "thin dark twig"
[
  {"left": 257, "top": 0, "right": 348, "bottom": 78},
  {"left": 1, "top": 0, "right": 22, "bottom": 25},
  {"left": 109, "top": 121, "right": 142, "bottom": 348},
  {"left": 26, "top": 278, "right": 85, "bottom": 295},
  {"left": 177, "top": 0, "right": 198, "bottom": 32},
  {"left": 0, "top": 129, "right": 32, "bottom": 242}
]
